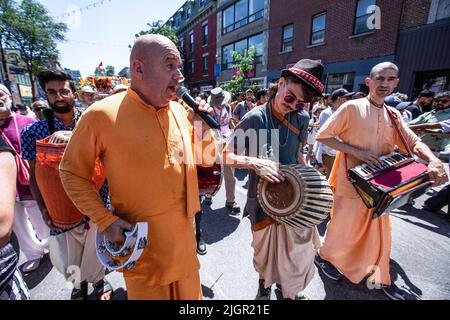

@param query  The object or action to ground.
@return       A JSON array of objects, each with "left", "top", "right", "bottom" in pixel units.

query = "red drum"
[{"left": 197, "top": 164, "right": 223, "bottom": 196}]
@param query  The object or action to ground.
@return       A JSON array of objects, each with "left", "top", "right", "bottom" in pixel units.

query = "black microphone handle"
[{"left": 182, "top": 94, "right": 221, "bottom": 129}]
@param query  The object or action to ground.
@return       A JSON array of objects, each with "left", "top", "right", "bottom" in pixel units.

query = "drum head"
[{"left": 258, "top": 167, "right": 303, "bottom": 218}]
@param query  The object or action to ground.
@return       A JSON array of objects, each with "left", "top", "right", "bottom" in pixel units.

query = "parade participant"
[
  {"left": 306, "top": 104, "right": 325, "bottom": 166},
  {"left": 407, "top": 90, "right": 435, "bottom": 119},
  {"left": 111, "top": 84, "right": 128, "bottom": 95},
  {"left": 233, "top": 89, "right": 255, "bottom": 123},
  {"left": 208, "top": 87, "right": 240, "bottom": 214},
  {"left": 59, "top": 34, "right": 218, "bottom": 300},
  {"left": 316, "top": 88, "right": 353, "bottom": 178},
  {"left": 0, "top": 84, "right": 49, "bottom": 274},
  {"left": 0, "top": 136, "right": 30, "bottom": 300},
  {"left": 255, "top": 89, "right": 268, "bottom": 107},
  {"left": 78, "top": 85, "right": 97, "bottom": 109},
  {"left": 315, "top": 62, "right": 448, "bottom": 300},
  {"left": 31, "top": 100, "right": 48, "bottom": 121},
  {"left": 230, "top": 92, "right": 243, "bottom": 112},
  {"left": 409, "top": 91, "right": 450, "bottom": 153},
  {"left": 225, "top": 59, "right": 323, "bottom": 300},
  {"left": 21, "top": 70, "right": 112, "bottom": 300}
]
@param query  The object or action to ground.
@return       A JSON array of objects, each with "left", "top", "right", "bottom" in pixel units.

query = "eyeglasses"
[
  {"left": 284, "top": 95, "right": 307, "bottom": 110},
  {"left": 435, "top": 99, "right": 449, "bottom": 104},
  {"left": 46, "top": 89, "right": 73, "bottom": 98}
]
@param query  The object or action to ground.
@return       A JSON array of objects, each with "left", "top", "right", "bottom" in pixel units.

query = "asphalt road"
[{"left": 20, "top": 168, "right": 450, "bottom": 300}]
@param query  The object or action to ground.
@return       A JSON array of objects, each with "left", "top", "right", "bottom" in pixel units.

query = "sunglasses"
[
  {"left": 284, "top": 95, "right": 307, "bottom": 110},
  {"left": 435, "top": 99, "right": 449, "bottom": 104}
]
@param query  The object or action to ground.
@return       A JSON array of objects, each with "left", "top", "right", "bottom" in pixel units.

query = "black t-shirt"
[
  {"left": 0, "top": 136, "right": 14, "bottom": 154},
  {"left": 406, "top": 103, "right": 422, "bottom": 120}
]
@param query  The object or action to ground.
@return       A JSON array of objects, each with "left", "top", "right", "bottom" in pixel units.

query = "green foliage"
[
  {"left": 0, "top": 0, "right": 67, "bottom": 100},
  {"left": 222, "top": 46, "right": 257, "bottom": 97},
  {"left": 105, "top": 65, "right": 115, "bottom": 76},
  {"left": 130, "top": 20, "right": 178, "bottom": 48}
]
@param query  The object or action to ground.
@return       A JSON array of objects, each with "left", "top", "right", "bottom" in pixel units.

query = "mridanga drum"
[
  {"left": 257, "top": 164, "right": 333, "bottom": 230},
  {"left": 35, "top": 131, "right": 105, "bottom": 229}
]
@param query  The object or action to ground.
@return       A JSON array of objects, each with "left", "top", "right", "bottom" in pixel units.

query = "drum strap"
[
  {"left": 270, "top": 104, "right": 301, "bottom": 136},
  {"left": 251, "top": 217, "right": 279, "bottom": 232}
]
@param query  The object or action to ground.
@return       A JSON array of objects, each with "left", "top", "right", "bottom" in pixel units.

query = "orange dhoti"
[
  {"left": 125, "top": 273, "right": 202, "bottom": 300},
  {"left": 319, "top": 195, "right": 392, "bottom": 286}
]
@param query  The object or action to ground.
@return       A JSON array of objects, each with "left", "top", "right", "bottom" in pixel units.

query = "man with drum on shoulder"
[
  {"left": 21, "top": 69, "right": 113, "bottom": 300},
  {"left": 59, "top": 34, "right": 218, "bottom": 300},
  {"left": 225, "top": 59, "right": 324, "bottom": 300},
  {"left": 315, "top": 62, "right": 448, "bottom": 300}
]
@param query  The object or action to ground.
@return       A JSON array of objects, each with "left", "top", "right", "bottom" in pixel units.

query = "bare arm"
[
  {"left": 409, "top": 122, "right": 443, "bottom": 134},
  {"left": 224, "top": 149, "right": 285, "bottom": 184},
  {"left": 315, "top": 137, "right": 382, "bottom": 166},
  {"left": 0, "top": 152, "right": 17, "bottom": 247},
  {"left": 412, "top": 141, "right": 448, "bottom": 187}
]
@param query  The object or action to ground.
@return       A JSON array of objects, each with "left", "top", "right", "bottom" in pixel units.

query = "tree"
[
  {"left": 130, "top": 20, "right": 178, "bottom": 48},
  {"left": 0, "top": 0, "right": 67, "bottom": 100},
  {"left": 222, "top": 46, "right": 257, "bottom": 97},
  {"left": 94, "top": 67, "right": 105, "bottom": 76},
  {"left": 105, "top": 65, "right": 115, "bottom": 76}
]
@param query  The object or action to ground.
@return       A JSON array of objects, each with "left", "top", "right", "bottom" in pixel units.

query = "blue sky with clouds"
[{"left": 37, "top": 0, "right": 185, "bottom": 77}]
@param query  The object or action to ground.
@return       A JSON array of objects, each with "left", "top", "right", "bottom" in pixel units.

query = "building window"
[
  {"left": 189, "top": 61, "right": 195, "bottom": 77},
  {"left": 179, "top": 38, "right": 185, "bottom": 56},
  {"left": 311, "top": 13, "right": 326, "bottom": 45},
  {"left": 281, "top": 24, "right": 293, "bottom": 52},
  {"left": 249, "top": 0, "right": 265, "bottom": 23},
  {"left": 326, "top": 73, "right": 355, "bottom": 93},
  {"left": 203, "top": 24, "right": 208, "bottom": 46},
  {"left": 221, "top": 33, "right": 264, "bottom": 70},
  {"left": 203, "top": 55, "right": 209, "bottom": 75},
  {"left": 222, "top": 0, "right": 265, "bottom": 34},
  {"left": 354, "top": 0, "right": 376, "bottom": 35},
  {"left": 186, "top": 7, "right": 191, "bottom": 19},
  {"left": 437, "top": 0, "right": 450, "bottom": 20},
  {"left": 200, "top": 0, "right": 205, "bottom": 7},
  {"left": 189, "top": 32, "right": 194, "bottom": 52}
]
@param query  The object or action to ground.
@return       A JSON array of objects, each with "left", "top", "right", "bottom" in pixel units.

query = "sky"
[{"left": 37, "top": 0, "right": 186, "bottom": 77}]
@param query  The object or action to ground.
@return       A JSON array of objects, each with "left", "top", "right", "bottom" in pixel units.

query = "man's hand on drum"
[
  {"left": 103, "top": 218, "right": 134, "bottom": 245},
  {"left": 427, "top": 159, "right": 448, "bottom": 187},
  {"left": 251, "top": 158, "right": 285, "bottom": 184}
]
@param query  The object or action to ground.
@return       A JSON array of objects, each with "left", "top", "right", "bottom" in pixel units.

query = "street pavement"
[{"left": 20, "top": 167, "right": 450, "bottom": 300}]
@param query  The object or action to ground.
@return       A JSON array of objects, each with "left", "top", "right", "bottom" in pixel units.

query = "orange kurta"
[
  {"left": 59, "top": 89, "right": 217, "bottom": 299},
  {"left": 315, "top": 98, "right": 420, "bottom": 285}
]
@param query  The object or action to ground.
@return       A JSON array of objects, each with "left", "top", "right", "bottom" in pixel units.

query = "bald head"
[
  {"left": 129, "top": 34, "right": 184, "bottom": 108},
  {"left": 130, "top": 34, "right": 178, "bottom": 64},
  {"left": 370, "top": 62, "right": 399, "bottom": 78},
  {"left": 0, "top": 84, "right": 11, "bottom": 96}
]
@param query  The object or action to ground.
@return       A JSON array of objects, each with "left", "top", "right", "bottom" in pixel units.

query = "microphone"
[{"left": 176, "top": 87, "right": 220, "bottom": 129}]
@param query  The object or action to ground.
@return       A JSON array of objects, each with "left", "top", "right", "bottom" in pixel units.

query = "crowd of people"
[{"left": 0, "top": 34, "right": 448, "bottom": 301}]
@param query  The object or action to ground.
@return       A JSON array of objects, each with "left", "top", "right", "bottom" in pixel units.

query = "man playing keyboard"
[{"left": 314, "top": 62, "right": 448, "bottom": 300}]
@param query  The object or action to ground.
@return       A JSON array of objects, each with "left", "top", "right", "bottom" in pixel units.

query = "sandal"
[
  {"left": 93, "top": 279, "right": 114, "bottom": 301},
  {"left": 71, "top": 282, "right": 88, "bottom": 301}
]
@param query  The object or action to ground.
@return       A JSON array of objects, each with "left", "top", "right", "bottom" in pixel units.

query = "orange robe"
[
  {"left": 60, "top": 89, "right": 217, "bottom": 300},
  {"left": 316, "top": 98, "right": 420, "bottom": 285}
]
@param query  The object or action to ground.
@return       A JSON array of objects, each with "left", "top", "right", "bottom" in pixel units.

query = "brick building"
[
  {"left": 267, "top": 0, "right": 404, "bottom": 93},
  {"left": 395, "top": 0, "right": 450, "bottom": 98},
  {"left": 216, "top": 0, "right": 270, "bottom": 89},
  {"left": 168, "top": 0, "right": 218, "bottom": 94}
]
